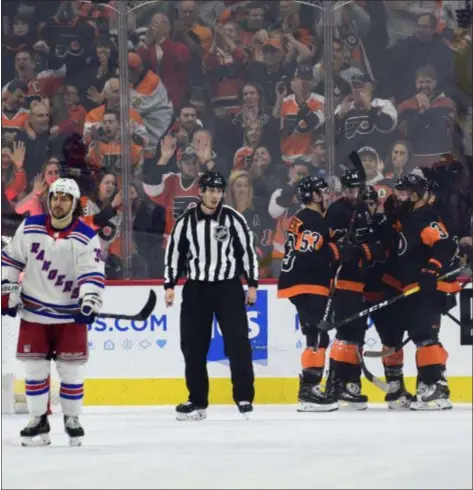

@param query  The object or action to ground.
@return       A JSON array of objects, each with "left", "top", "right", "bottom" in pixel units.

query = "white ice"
[{"left": 2, "top": 405, "right": 472, "bottom": 490}]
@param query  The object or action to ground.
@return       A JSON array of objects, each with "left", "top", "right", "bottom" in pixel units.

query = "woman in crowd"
[
  {"left": 232, "top": 120, "right": 263, "bottom": 171},
  {"left": 226, "top": 170, "right": 275, "bottom": 277},
  {"left": 247, "top": 144, "right": 285, "bottom": 201},
  {"left": 81, "top": 171, "right": 122, "bottom": 272},
  {"left": 1, "top": 141, "right": 27, "bottom": 238},
  {"left": 384, "top": 140, "right": 414, "bottom": 181},
  {"left": 15, "top": 157, "right": 60, "bottom": 216},
  {"left": 81, "top": 172, "right": 149, "bottom": 279}
]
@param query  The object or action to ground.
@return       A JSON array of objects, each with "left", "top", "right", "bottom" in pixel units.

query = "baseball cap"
[
  {"left": 295, "top": 64, "right": 313, "bottom": 81},
  {"left": 128, "top": 52, "right": 142, "bottom": 70},
  {"left": 350, "top": 73, "right": 373, "bottom": 86},
  {"left": 178, "top": 146, "right": 197, "bottom": 162},
  {"left": 290, "top": 157, "right": 310, "bottom": 169},
  {"left": 358, "top": 146, "right": 379, "bottom": 160}
]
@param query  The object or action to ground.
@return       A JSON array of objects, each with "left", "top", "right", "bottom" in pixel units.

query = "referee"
[{"left": 164, "top": 171, "right": 259, "bottom": 420}]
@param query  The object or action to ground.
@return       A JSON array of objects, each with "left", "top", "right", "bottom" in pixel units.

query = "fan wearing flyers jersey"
[{"left": 142, "top": 136, "right": 201, "bottom": 243}]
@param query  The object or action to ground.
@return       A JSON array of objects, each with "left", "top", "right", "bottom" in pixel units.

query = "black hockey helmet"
[
  {"left": 394, "top": 173, "right": 427, "bottom": 196},
  {"left": 297, "top": 176, "right": 328, "bottom": 203},
  {"left": 361, "top": 185, "right": 378, "bottom": 202},
  {"left": 199, "top": 171, "right": 226, "bottom": 191},
  {"left": 341, "top": 169, "right": 361, "bottom": 188}
]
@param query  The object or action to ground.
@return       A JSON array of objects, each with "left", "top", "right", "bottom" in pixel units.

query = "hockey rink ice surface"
[{"left": 2, "top": 405, "right": 472, "bottom": 489}]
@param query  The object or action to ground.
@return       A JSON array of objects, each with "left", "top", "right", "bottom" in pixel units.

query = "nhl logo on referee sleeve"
[{"left": 214, "top": 225, "right": 229, "bottom": 242}]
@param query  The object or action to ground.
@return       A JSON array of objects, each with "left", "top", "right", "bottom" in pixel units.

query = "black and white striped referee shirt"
[{"left": 164, "top": 203, "right": 259, "bottom": 289}]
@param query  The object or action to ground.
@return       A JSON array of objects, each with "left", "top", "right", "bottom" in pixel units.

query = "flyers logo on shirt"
[{"left": 172, "top": 196, "right": 200, "bottom": 219}]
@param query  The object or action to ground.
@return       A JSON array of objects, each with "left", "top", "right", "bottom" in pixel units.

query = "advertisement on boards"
[{"left": 83, "top": 284, "right": 472, "bottom": 379}]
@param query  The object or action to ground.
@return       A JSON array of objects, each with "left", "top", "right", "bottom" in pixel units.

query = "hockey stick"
[
  {"left": 97, "top": 289, "right": 157, "bottom": 320},
  {"left": 23, "top": 289, "right": 157, "bottom": 321},
  {"left": 318, "top": 262, "right": 473, "bottom": 332},
  {"left": 363, "top": 336, "right": 411, "bottom": 359},
  {"left": 318, "top": 152, "right": 367, "bottom": 337},
  {"left": 363, "top": 311, "right": 466, "bottom": 359},
  {"left": 358, "top": 348, "right": 390, "bottom": 392},
  {"left": 364, "top": 312, "right": 465, "bottom": 359},
  {"left": 364, "top": 273, "right": 473, "bottom": 358}
]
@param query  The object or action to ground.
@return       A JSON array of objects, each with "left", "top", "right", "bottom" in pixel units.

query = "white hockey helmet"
[{"left": 48, "top": 178, "right": 81, "bottom": 221}]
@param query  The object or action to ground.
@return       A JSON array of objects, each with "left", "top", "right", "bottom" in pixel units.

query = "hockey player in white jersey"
[{"left": 1, "top": 178, "right": 105, "bottom": 447}]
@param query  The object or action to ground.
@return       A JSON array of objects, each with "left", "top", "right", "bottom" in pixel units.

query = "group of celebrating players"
[{"left": 278, "top": 166, "right": 462, "bottom": 412}]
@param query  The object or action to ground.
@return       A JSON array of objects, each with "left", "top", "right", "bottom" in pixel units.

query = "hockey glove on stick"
[
  {"left": 1, "top": 281, "right": 21, "bottom": 317},
  {"left": 75, "top": 293, "right": 103, "bottom": 325}
]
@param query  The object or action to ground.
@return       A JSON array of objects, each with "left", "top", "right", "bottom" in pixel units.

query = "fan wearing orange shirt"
[
  {"left": 82, "top": 78, "right": 148, "bottom": 149},
  {"left": 2, "top": 81, "right": 29, "bottom": 147},
  {"left": 277, "top": 65, "right": 325, "bottom": 165},
  {"left": 85, "top": 110, "right": 143, "bottom": 181}
]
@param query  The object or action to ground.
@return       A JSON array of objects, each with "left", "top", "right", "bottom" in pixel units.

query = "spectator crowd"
[{"left": 2, "top": 0, "right": 472, "bottom": 279}]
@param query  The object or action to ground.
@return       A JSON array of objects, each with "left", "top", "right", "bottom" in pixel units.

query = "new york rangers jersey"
[{"left": 1, "top": 215, "right": 105, "bottom": 324}]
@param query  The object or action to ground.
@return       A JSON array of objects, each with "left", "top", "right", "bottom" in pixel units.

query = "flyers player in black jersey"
[
  {"left": 424, "top": 177, "right": 462, "bottom": 388},
  {"left": 361, "top": 185, "right": 414, "bottom": 409},
  {"left": 278, "top": 176, "right": 339, "bottom": 412},
  {"left": 395, "top": 174, "right": 460, "bottom": 410},
  {"left": 325, "top": 170, "right": 380, "bottom": 410}
]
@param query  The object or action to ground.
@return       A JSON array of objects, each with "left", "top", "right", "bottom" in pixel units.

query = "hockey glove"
[
  {"left": 360, "top": 242, "right": 386, "bottom": 265},
  {"left": 75, "top": 293, "right": 102, "bottom": 325},
  {"left": 418, "top": 266, "right": 439, "bottom": 294},
  {"left": 339, "top": 242, "right": 362, "bottom": 264},
  {"left": 1, "top": 281, "right": 21, "bottom": 317}
]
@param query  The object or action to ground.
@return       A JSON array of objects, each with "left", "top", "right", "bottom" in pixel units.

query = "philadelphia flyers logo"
[
  {"left": 98, "top": 222, "right": 117, "bottom": 242},
  {"left": 397, "top": 232, "right": 408, "bottom": 256},
  {"left": 430, "top": 222, "right": 448, "bottom": 239}
]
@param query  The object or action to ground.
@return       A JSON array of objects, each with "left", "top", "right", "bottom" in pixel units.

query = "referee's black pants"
[{"left": 180, "top": 278, "right": 255, "bottom": 407}]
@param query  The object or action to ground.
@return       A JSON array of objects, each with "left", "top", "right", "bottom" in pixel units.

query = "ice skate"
[
  {"left": 297, "top": 375, "right": 338, "bottom": 412},
  {"left": 175, "top": 401, "right": 207, "bottom": 421},
  {"left": 410, "top": 381, "right": 452, "bottom": 411},
  {"left": 20, "top": 414, "right": 51, "bottom": 447},
  {"left": 64, "top": 415, "right": 85, "bottom": 446},
  {"left": 337, "top": 382, "right": 368, "bottom": 410},
  {"left": 325, "top": 374, "right": 367, "bottom": 410},
  {"left": 385, "top": 379, "right": 413, "bottom": 410},
  {"left": 237, "top": 401, "right": 253, "bottom": 419}
]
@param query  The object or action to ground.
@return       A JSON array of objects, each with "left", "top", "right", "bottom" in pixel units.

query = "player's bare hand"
[
  {"left": 165, "top": 288, "right": 175, "bottom": 307},
  {"left": 246, "top": 287, "right": 257, "bottom": 306}
]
